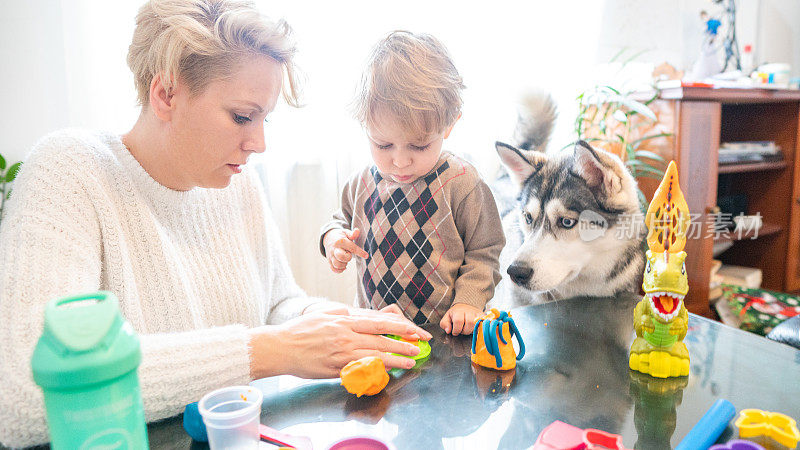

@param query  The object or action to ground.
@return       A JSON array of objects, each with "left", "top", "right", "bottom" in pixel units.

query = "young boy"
[{"left": 319, "top": 31, "right": 505, "bottom": 334}]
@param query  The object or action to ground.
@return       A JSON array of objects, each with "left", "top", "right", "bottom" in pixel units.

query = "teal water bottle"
[{"left": 31, "top": 291, "right": 149, "bottom": 449}]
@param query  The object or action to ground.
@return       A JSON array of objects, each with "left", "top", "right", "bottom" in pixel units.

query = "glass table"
[{"left": 147, "top": 292, "right": 800, "bottom": 449}]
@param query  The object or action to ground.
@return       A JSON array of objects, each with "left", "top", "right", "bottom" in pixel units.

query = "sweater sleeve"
[
  {"left": 0, "top": 138, "right": 107, "bottom": 447},
  {"left": 0, "top": 135, "right": 308, "bottom": 448},
  {"left": 318, "top": 175, "right": 357, "bottom": 256},
  {"left": 262, "top": 204, "right": 326, "bottom": 324},
  {"left": 451, "top": 180, "right": 506, "bottom": 310},
  {"left": 0, "top": 214, "right": 256, "bottom": 448}
]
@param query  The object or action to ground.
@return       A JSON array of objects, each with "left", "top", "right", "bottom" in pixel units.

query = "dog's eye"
[
  {"left": 681, "top": 262, "right": 686, "bottom": 275},
  {"left": 646, "top": 261, "right": 651, "bottom": 273},
  {"left": 523, "top": 212, "right": 533, "bottom": 225},
  {"left": 558, "top": 217, "right": 577, "bottom": 229}
]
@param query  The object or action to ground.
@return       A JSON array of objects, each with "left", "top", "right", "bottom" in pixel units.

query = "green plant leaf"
[
  {"left": 612, "top": 109, "right": 627, "bottom": 123},
  {"left": 631, "top": 132, "right": 673, "bottom": 147},
  {"left": 5, "top": 162, "right": 21, "bottom": 183},
  {"left": 626, "top": 163, "right": 664, "bottom": 178},
  {"left": 0, "top": 154, "right": 5, "bottom": 171},
  {"left": 625, "top": 143, "right": 635, "bottom": 161},
  {"left": 609, "top": 47, "right": 628, "bottom": 63},
  {"left": 621, "top": 48, "right": 649, "bottom": 66},
  {"left": 643, "top": 90, "right": 660, "bottom": 105},
  {"left": 637, "top": 188, "right": 648, "bottom": 213},
  {"left": 581, "top": 137, "right": 607, "bottom": 144},
  {"left": 633, "top": 150, "right": 667, "bottom": 162},
  {"left": 638, "top": 172, "right": 668, "bottom": 181},
  {"left": 582, "top": 93, "right": 657, "bottom": 121},
  {"left": 625, "top": 159, "right": 658, "bottom": 168}
]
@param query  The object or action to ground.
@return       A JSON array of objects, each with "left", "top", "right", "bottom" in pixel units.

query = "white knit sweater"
[{"left": 0, "top": 129, "right": 321, "bottom": 448}]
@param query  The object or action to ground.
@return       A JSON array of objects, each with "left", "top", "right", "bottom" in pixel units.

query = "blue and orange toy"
[{"left": 471, "top": 309, "right": 525, "bottom": 370}]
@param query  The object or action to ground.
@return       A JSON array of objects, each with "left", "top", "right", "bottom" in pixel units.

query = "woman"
[{"left": 0, "top": 0, "right": 430, "bottom": 447}]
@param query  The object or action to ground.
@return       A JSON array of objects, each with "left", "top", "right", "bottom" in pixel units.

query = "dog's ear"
[
  {"left": 572, "top": 140, "right": 624, "bottom": 195},
  {"left": 496, "top": 141, "right": 547, "bottom": 187}
]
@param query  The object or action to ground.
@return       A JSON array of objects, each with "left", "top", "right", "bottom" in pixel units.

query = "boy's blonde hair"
[
  {"left": 127, "top": 0, "right": 300, "bottom": 107},
  {"left": 354, "top": 31, "right": 465, "bottom": 136}
]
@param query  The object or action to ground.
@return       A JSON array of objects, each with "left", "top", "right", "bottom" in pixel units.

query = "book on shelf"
[
  {"left": 718, "top": 153, "right": 784, "bottom": 165},
  {"left": 709, "top": 260, "right": 724, "bottom": 300},
  {"left": 720, "top": 141, "right": 780, "bottom": 155},
  {"left": 718, "top": 141, "right": 783, "bottom": 165},
  {"left": 717, "top": 264, "right": 762, "bottom": 289}
]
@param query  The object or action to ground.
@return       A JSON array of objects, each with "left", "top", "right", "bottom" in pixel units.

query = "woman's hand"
[{"left": 248, "top": 308, "right": 432, "bottom": 379}]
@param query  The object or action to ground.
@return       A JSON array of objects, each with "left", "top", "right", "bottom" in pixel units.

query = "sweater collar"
[{"left": 108, "top": 133, "right": 205, "bottom": 207}]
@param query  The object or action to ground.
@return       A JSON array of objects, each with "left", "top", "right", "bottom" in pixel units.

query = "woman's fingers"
[
  {"left": 362, "top": 334, "right": 419, "bottom": 356},
  {"left": 361, "top": 350, "right": 416, "bottom": 370},
  {"left": 350, "top": 308, "right": 432, "bottom": 341},
  {"left": 349, "top": 349, "right": 415, "bottom": 370},
  {"left": 348, "top": 315, "right": 418, "bottom": 337},
  {"left": 379, "top": 303, "right": 404, "bottom": 317}
]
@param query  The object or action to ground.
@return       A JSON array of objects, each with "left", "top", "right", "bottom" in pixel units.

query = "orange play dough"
[
  {"left": 340, "top": 356, "right": 389, "bottom": 397},
  {"left": 472, "top": 318, "right": 517, "bottom": 370}
]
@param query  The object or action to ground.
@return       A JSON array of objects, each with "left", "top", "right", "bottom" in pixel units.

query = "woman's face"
[{"left": 169, "top": 55, "right": 282, "bottom": 189}]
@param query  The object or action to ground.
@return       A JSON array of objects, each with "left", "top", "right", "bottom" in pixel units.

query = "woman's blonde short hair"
[
  {"left": 127, "top": 0, "right": 300, "bottom": 107},
  {"left": 354, "top": 31, "right": 465, "bottom": 136}
]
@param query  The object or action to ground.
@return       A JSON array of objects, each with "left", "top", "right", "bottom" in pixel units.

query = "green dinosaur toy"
[{"left": 629, "top": 161, "right": 691, "bottom": 378}]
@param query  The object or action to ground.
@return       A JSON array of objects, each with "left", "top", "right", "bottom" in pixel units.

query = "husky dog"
[{"left": 492, "top": 92, "right": 644, "bottom": 307}]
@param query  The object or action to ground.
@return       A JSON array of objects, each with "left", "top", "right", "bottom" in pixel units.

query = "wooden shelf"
[
  {"left": 713, "top": 223, "right": 783, "bottom": 244},
  {"left": 633, "top": 87, "right": 800, "bottom": 103},
  {"left": 718, "top": 160, "right": 788, "bottom": 174}
]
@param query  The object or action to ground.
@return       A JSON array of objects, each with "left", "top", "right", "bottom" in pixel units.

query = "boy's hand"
[
  {"left": 323, "top": 228, "right": 369, "bottom": 273},
  {"left": 440, "top": 304, "right": 484, "bottom": 336}
]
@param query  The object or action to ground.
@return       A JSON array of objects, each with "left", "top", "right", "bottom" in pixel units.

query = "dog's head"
[{"left": 496, "top": 140, "right": 642, "bottom": 295}]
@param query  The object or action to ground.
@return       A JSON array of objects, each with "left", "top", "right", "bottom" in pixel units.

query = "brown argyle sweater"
[{"left": 320, "top": 152, "right": 505, "bottom": 325}]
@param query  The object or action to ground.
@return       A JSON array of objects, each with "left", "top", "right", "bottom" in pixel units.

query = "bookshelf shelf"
[
  {"left": 718, "top": 161, "right": 788, "bottom": 174},
  {"left": 634, "top": 88, "right": 800, "bottom": 318},
  {"left": 713, "top": 223, "right": 783, "bottom": 244}
]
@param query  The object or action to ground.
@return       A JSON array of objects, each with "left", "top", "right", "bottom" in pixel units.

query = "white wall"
[
  {"left": 758, "top": 0, "right": 800, "bottom": 76},
  {"left": 596, "top": 0, "right": 799, "bottom": 77},
  {"left": 1, "top": 1, "right": 69, "bottom": 164},
  {"left": 1, "top": 0, "right": 141, "bottom": 165}
]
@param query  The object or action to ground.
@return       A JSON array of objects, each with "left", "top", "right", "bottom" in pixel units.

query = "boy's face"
[{"left": 366, "top": 112, "right": 456, "bottom": 184}]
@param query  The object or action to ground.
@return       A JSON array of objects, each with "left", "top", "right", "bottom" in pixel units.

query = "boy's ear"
[
  {"left": 495, "top": 141, "right": 546, "bottom": 187},
  {"left": 149, "top": 72, "right": 177, "bottom": 122},
  {"left": 443, "top": 113, "right": 462, "bottom": 139}
]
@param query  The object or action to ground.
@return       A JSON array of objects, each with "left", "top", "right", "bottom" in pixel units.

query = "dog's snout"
[{"left": 507, "top": 264, "right": 533, "bottom": 285}]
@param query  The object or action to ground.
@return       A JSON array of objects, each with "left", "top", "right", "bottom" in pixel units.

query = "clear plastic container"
[{"left": 198, "top": 385, "right": 263, "bottom": 449}]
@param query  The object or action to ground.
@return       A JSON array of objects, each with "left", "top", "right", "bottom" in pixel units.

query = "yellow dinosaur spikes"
[
  {"left": 631, "top": 159, "right": 691, "bottom": 378},
  {"left": 645, "top": 161, "right": 690, "bottom": 254}
]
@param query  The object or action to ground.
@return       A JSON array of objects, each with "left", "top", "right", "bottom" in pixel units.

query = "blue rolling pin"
[{"left": 676, "top": 399, "right": 737, "bottom": 450}]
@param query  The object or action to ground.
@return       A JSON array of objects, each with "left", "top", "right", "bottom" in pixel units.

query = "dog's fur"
[{"left": 491, "top": 92, "right": 644, "bottom": 308}]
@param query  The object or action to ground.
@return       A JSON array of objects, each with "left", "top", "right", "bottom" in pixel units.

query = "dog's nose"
[{"left": 507, "top": 264, "right": 533, "bottom": 285}]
